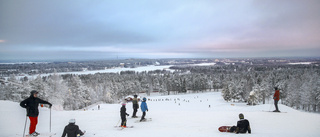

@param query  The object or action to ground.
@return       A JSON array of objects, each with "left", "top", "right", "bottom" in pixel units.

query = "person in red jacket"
[{"left": 273, "top": 87, "right": 280, "bottom": 112}]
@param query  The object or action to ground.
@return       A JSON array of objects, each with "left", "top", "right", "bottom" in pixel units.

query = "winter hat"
[
  {"left": 69, "top": 119, "right": 76, "bottom": 123},
  {"left": 239, "top": 113, "right": 244, "bottom": 119},
  {"left": 143, "top": 97, "right": 147, "bottom": 101},
  {"left": 30, "top": 90, "right": 38, "bottom": 95},
  {"left": 274, "top": 87, "right": 278, "bottom": 90},
  {"left": 122, "top": 103, "right": 126, "bottom": 106},
  {"left": 134, "top": 95, "right": 138, "bottom": 98}
]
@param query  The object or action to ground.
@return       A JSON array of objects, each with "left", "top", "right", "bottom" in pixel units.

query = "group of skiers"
[
  {"left": 19, "top": 87, "right": 281, "bottom": 136},
  {"left": 120, "top": 95, "right": 149, "bottom": 127}
]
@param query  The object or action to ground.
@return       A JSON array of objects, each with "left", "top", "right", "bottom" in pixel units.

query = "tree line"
[{"left": 0, "top": 63, "right": 319, "bottom": 112}]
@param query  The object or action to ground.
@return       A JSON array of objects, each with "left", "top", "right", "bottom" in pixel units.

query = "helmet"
[
  {"left": 239, "top": 113, "right": 244, "bottom": 119},
  {"left": 69, "top": 119, "right": 76, "bottom": 123}
]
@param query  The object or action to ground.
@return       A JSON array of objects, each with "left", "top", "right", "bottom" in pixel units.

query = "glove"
[
  {"left": 127, "top": 114, "right": 129, "bottom": 116},
  {"left": 147, "top": 109, "right": 148, "bottom": 112},
  {"left": 49, "top": 103, "right": 52, "bottom": 108}
]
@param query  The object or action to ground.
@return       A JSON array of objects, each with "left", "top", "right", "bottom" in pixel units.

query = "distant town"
[{"left": 1, "top": 57, "right": 319, "bottom": 78}]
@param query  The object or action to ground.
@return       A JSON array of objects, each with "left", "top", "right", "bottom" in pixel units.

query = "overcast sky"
[{"left": 0, "top": 0, "right": 319, "bottom": 61}]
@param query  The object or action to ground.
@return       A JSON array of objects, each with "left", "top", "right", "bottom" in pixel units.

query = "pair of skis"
[
  {"left": 17, "top": 133, "right": 56, "bottom": 137},
  {"left": 115, "top": 118, "right": 152, "bottom": 130}
]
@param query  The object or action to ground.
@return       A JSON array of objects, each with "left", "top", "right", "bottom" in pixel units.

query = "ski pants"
[
  {"left": 274, "top": 100, "right": 279, "bottom": 111},
  {"left": 132, "top": 108, "right": 138, "bottom": 117},
  {"left": 141, "top": 111, "right": 146, "bottom": 120},
  {"left": 29, "top": 116, "right": 38, "bottom": 134},
  {"left": 121, "top": 117, "right": 126, "bottom": 126}
]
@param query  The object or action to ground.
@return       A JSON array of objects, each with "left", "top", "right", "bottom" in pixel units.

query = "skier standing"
[
  {"left": 132, "top": 95, "right": 139, "bottom": 118},
  {"left": 273, "top": 87, "right": 280, "bottom": 112},
  {"left": 120, "top": 103, "right": 129, "bottom": 127},
  {"left": 140, "top": 97, "right": 148, "bottom": 122},
  {"left": 62, "top": 119, "right": 85, "bottom": 137},
  {"left": 230, "top": 113, "right": 251, "bottom": 134},
  {"left": 20, "top": 90, "right": 52, "bottom": 136}
]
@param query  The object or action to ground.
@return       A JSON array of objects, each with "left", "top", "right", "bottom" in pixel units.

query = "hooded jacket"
[
  {"left": 120, "top": 105, "right": 129, "bottom": 118},
  {"left": 140, "top": 101, "right": 148, "bottom": 112},
  {"left": 62, "top": 123, "right": 84, "bottom": 137},
  {"left": 20, "top": 94, "right": 51, "bottom": 117},
  {"left": 273, "top": 90, "right": 280, "bottom": 101}
]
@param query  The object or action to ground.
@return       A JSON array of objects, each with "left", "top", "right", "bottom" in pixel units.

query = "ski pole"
[
  {"left": 115, "top": 119, "right": 120, "bottom": 127},
  {"left": 269, "top": 102, "right": 273, "bottom": 111},
  {"left": 50, "top": 107, "right": 51, "bottom": 132},
  {"left": 23, "top": 116, "right": 27, "bottom": 137}
]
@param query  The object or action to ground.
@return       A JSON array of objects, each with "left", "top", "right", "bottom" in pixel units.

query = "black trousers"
[
  {"left": 141, "top": 112, "right": 146, "bottom": 120},
  {"left": 121, "top": 117, "right": 126, "bottom": 126},
  {"left": 274, "top": 100, "right": 279, "bottom": 111},
  {"left": 133, "top": 108, "right": 138, "bottom": 117}
]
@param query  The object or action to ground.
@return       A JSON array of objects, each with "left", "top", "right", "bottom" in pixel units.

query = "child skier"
[
  {"left": 132, "top": 95, "right": 139, "bottom": 118},
  {"left": 20, "top": 90, "right": 52, "bottom": 136},
  {"left": 62, "top": 119, "right": 85, "bottom": 137},
  {"left": 140, "top": 97, "right": 148, "bottom": 122},
  {"left": 120, "top": 103, "right": 129, "bottom": 127}
]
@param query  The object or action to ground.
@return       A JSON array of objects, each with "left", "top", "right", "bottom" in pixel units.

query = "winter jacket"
[
  {"left": 62, "top": 123, "right": 84, "bottom": 137},
  {"left": 273, "top": 90, "right": 280, "bottom": 101},
  {"left": 120, "top": 106, "right": 129, "bottom": 118},
  {"left": 236, "top": 119, "right": 251, "bottom": 134},
  {"left": 20, "top": 95, "right": 52, "bottom": 117},
  {"left": 140, "top": 101, "right": 148, "bottom": 112},
  {"left": 132, "top": 98, "right": 139, "bottom": 109}
]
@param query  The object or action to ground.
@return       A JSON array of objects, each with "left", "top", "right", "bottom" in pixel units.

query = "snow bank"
[{"left": 1, "top": 92, "right": 320, "bottom": 137}]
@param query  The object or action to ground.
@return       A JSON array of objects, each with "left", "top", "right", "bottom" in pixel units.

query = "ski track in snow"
[{"left": 1, "top": 92, "right": 320, "bottom": 137}]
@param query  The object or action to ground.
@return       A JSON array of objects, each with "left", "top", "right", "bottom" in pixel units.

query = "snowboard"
[
  {"left": 218, "top": 126, "right": 232, "bottom": 132},
  {"left": 134, "top": 118, "right": 152, "bottom": 123}
]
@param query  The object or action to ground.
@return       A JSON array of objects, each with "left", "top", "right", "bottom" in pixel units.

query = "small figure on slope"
[
  {"left": 140, "top": 97, "right": 148, "bottom": 122},
  {"left": 230, "top": 113, "right": 251, "bottom": 134},
  {"left": 62, "top": 119, "right": 85, "bottom": 137},
  {"left": 273, "top": 87, "right": 281, "bottom": 112},
  {"left": 20, "top": 90, "right": 52, "bottom": 136},
  {"left": 120, "top": 103, "right": 129, "bottom": 127},
  {"left": 132, "top": 95, "right": 139, "bottom": 118}
]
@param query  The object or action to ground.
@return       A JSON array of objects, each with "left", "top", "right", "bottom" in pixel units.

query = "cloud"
[{"left": 0, "top": 0, "right": 319, "bottom": 60}]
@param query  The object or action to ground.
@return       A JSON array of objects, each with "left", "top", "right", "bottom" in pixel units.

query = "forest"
[{"left": 0, "top": 63, "right": 319, "bottom": 112}]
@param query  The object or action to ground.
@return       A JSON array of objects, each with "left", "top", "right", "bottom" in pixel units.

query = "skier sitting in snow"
[
  {"left": 120, "top": 103, "right": 129, "bottom": 127},
  {"left": 20, "top": 90, "right": 52, "bottom": 136},
  {"left": 230, "top": 113, "right": 251, "bottom": 134},
  {"left": 62, "top": 119, "right": 85, "bottom": 137},
  {"left": 140, "top": 97, "right": 148, "bottom": 122}
]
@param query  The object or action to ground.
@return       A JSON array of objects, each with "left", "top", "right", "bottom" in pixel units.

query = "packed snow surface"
[{"left": 1, "top": 92, "right": 320, "bottom": 137}]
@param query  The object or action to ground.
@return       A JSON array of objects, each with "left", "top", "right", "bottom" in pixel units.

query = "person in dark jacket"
[
  {"left": 132, "top": 95, "right": 139, "bottom": 118},
  {"left": 120, "top": 103, "right": 129, "bottom": 127},
  {"left": 230, "top": 113, "right": 251, "bottom": 134},
  {"left": 62, "top": 119, "right": 85, "bottom": 137},
  {"left": 273, "top": 87, "right": 280, "bottom": 112},
  {"left": 20, "top": 90, "right": 52, "bottom": 136}
]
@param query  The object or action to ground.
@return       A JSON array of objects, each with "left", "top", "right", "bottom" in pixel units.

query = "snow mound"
[{"left": 1, "top": 92, "right": 320, "bottom": 137}]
